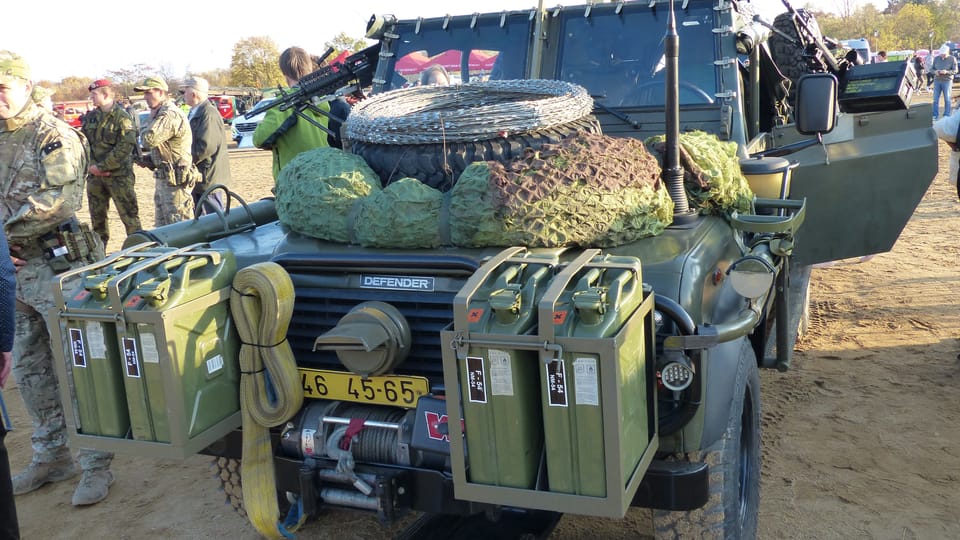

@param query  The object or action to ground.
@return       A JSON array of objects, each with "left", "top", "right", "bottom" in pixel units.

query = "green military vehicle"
[{"left": 49, "top": 1, "right": 935, "bottom": 538}]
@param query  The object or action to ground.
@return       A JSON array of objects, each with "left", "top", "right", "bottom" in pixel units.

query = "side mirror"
[{"left": 795, "top": 73, "right": 837, "bottom": 135}]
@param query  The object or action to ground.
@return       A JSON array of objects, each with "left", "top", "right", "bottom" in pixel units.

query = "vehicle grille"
[
  {"left": 235, "top": 122, "right": 258, "bottom": 133},
  {"left": 280, "top": 260, "right": 476, "bottom": 385}
]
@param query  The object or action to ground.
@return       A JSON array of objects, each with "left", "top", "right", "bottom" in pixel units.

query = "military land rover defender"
[{"left": 49, "top": 1, "right": 936, "bottom": 539}]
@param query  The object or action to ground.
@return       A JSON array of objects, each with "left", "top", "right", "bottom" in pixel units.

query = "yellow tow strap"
[{"left": 230, "top": 262, "right": 305, "bottom": 539}]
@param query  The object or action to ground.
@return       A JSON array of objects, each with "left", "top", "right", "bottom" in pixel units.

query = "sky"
[{"left": 8, "top": 0, "right": 881, "bottom": 82}]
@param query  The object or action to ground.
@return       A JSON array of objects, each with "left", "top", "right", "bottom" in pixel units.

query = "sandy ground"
[{"left": 5, "top": 125, "right": 960, "bottom": 539}]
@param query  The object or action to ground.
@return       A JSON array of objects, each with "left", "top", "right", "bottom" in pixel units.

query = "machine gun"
[{"left": 245, "top": 44, "right": 381, "bottom": 147}]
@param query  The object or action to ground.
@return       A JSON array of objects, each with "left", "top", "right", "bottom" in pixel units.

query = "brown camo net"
[{"left": 487, "top": 131, "right": 663, "bottom": 212}]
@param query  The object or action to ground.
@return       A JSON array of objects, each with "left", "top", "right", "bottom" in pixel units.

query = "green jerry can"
[
  {"left": 539, "top": 253, "right": 648, "bottom": 497},
  {"left": 458, "top": 248, "right": 557, "bottom": 489},
  {"left": 55, "top": 243, "right": 173, "bottom": 437},
  {"left": 115, "top": 248, "right": 240, "bottom": 443}
]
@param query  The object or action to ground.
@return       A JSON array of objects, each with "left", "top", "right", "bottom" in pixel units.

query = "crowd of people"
[{"left": 0, "top": 42, "right": 355, "bottom": 538}]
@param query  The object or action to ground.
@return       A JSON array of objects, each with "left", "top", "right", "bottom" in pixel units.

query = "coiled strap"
[{"left": 230, "top": 262, "right": 305, "bottom": 538}]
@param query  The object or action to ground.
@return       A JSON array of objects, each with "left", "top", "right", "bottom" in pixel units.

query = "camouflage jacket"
[
  {"left": 81, "top": 102, "right": 136, "bottom": 174},
  {"left": 0, "top": 102, "right": 88, "bottom": 245},
  {"left": 141, "top": 100, "right": 193, "bottom": 168}
]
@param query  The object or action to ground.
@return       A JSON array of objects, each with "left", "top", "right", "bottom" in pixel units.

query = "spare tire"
[
  {"left": 345, "top": 79, "right": 599, "bottom": 191},
  {"left": 769, "top": 9, "right": 823, "bottom": 100},
  {"left": 350, "top": 116, "right": 601, "bottom": 191}
]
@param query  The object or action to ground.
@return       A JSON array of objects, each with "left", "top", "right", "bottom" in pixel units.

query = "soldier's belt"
[{"left": 28, "top": 218, "right": 100, "bottom": 273}]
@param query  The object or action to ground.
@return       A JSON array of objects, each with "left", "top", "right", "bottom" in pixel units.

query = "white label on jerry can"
[
  {"left": 68, "top": 328, "right": 86, "bottom": 367},
  {"left": 546, "top": 359, "right": 568, "bottom": 407},
  {"left": 122, "top": 337, "right": 141, "bottom": 378},
  {"left": 85, "top": 321, "right": 106, "bottom": 359},
  {"left": 465, "top": 356, "right": 487, "bottom": 403},
  {"left": 206, "top": 354, "right": 224, "bottom": 374},
  {"left": 138, "top": 327, "right": 160, "bottom": 364},
  {"left": 488, "top": 349, "right": 515, "bottom": 396},
  {"left": 573, "top": 357, "right": 600, "bottom": 406}
]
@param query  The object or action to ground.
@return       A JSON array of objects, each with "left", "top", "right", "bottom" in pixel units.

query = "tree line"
[
  {"left": 37, "top": 33, "right": 369, "bottom": 102},
  {"left": 808, "top": 0, "right": 960, "bottom": 55}
]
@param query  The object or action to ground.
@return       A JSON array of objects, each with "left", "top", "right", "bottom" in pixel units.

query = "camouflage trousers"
[
  {"left": 12, "top": 245, "right": 113, "bottom": 471},
  {"left": 87, "top": 172, "right": 142, "bottom": 247},
  {"left": 153, "top": 165, "right": 197, "bottom": 227}
]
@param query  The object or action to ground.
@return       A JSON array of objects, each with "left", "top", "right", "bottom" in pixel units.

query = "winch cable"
[{"left": 230, "top": 262, "right": 305, "bottom": 538}]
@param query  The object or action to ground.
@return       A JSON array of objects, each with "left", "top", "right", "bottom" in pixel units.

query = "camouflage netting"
[
  {"left": 274, "top": 147, "right": 382, "bottom": 242},
  {"left": 449, "top": 132, "right": 673, "bottom": 248},
  {"left": 645, "top": 131, "right": 754, "bottom": 215},
  {"left": 354, "top": 179, "right": 444, "bottom": 248},
  {"left": 275, "top": 133, "right": 674, "bottom": 249}
]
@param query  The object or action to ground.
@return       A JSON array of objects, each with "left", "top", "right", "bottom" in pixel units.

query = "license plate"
[{"left": 299, "top": 368, "right": 429, "bottom": 407}]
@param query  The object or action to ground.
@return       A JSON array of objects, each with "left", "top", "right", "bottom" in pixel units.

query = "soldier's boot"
[
  {"left": 11, "top": 454, "right": 78, "bottom": 495},
  {"left": 72, "top": 468, "right": 114, "bottom": 506}
]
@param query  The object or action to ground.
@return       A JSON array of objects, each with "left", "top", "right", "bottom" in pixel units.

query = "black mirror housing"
[{"left": 795, "top": 73, "right": 837, "bottom": 135}]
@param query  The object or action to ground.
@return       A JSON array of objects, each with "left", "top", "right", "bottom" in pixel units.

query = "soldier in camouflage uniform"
[
  {"left": 133, "top": 76, "right": 198, "bottom": 226},
  {"left": 81, "top": 79, "right": 141, "bottom": 247},
  {"left": 0, "top": 51, "right": 115, "bottom": 506}
]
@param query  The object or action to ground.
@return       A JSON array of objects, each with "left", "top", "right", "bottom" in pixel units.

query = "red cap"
[{"left": 88, "top": 79, "right": 111, "bottom": 91}]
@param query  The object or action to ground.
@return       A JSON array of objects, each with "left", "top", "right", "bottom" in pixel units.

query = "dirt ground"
[{"left": 5, "top": 123, "right": 960, "bottom": 539}]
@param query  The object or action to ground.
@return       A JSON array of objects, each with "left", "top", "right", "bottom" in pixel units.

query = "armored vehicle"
[{"left": 50, "top": 1, "right": 936, "bottom": 538}]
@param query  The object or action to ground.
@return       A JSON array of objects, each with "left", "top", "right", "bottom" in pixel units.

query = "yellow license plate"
[{"left": 299, "top": 368, "right": 429, "bottom": 407}]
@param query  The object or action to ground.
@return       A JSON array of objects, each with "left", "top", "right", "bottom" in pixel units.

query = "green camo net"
[
  {"left": 275, "top": 131, "right": 751, "bottom": 249},
  {"left": 645, "top": 130, "right": 754, "bottom": 215}
]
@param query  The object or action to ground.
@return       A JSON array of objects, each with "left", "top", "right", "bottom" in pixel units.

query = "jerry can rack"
[{"left": 50, "top": 241, "right": 242, "bottom": 459}]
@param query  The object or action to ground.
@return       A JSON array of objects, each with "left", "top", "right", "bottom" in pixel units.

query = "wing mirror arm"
[{"left": 756, "top": 73, "right": 836, "bottom": 161}]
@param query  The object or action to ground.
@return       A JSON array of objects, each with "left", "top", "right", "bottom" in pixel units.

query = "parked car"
[
  {"left": 136, "top": 110, "right": 151, "bottom": 155},
  {"left": 231, "top": 97, "right": 275, "bottom": 148}
]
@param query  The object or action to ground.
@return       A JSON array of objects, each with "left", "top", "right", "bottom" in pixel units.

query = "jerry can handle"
[
  {"left": 53, "top": 241, "right": 158, "bottom": 311},
  {"left": 106, "top": 243, "right": 207, "bottom": 316},
  {"left": 452, "top": 247, "right": 527, "bottom": 330},
  {"left": 604, "top": 265, "right": 639, "bottom": 311},
  {"left": 537, "top": 249, "right": 601, "bottom": 344},
  {"left": 170, "top": 254, "right": 215, "bottom": 287}
]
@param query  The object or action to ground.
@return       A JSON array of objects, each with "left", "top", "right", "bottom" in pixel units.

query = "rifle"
[{"left": 245, "top": 43, "right": 381, "bottom": 145}]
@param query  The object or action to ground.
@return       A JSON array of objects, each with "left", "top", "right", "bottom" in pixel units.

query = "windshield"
[
  {"left": 556, "top": 3, "right": 718, "bottom": 108},
  {"left": 379, "top": 12, "right": 534, "bottom": 91}
]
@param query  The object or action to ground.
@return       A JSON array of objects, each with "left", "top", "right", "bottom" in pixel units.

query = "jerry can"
[
  {"left": 539, "top": 253, "right": 648, "bottom": 497},
  {"left": 116, "top": 248, "right": 240, "bottom": 443},
  {"left": 458, "top": 248, "right": 557, "bottom": 489}
]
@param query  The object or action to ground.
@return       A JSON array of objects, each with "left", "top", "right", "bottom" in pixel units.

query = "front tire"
[
  {"left": 652, "top": 340, "right": 761, "bottom": 539},
  {"left": 215, "top": 457, "right": 247, "bottom": 517}
]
